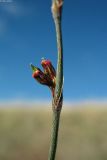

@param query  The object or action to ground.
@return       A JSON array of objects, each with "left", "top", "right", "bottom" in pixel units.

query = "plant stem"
[
  {"left": 52, "top": 0, "right": 63, "bottom": 100},
  {"left": 48, "top": 0, "right": 63, "bottom": 160},
  {"left": 48, "top": 109, "right": 61, "bottom": 160}
]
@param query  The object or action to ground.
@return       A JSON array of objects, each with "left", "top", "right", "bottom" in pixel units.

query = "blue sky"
[{"left": 0, "top": 0, "right": 107, "bottom": 102}]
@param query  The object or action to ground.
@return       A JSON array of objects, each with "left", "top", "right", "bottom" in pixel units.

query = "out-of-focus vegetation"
[{"left": 0, "top": 106, "right": 107, "bottom": 160}]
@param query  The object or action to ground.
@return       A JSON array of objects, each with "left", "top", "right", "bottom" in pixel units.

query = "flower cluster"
[{"left": 31, "top": 59, "right": 56, "bottom": 97}]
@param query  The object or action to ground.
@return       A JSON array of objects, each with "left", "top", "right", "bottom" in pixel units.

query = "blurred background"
[{"left": 0, "top": 0, "right": 107, "bottom": 159}]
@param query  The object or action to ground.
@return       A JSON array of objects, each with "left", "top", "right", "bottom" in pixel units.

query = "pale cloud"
[
  {"left": 0, "top": 1, "right": 39, "bottom": 37},
  {"left": 1, "top": 1, "right": 35, "bottom": 17},
  {"left": 2, "top": 3, "right": 20, "bottom": 16},
  {"left": 0, "top": 1, "right": 31, "bottom": 36},
  {"left": 0, "top": 0, "right": 12, "bottom": 3}
]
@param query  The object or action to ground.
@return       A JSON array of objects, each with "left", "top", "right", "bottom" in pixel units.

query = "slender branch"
[
  {"left": 48, "top": 0, "right": 64, "bottom": 160},
  {"left": 52, "top": 0, "right": 63, "bottom": 102},
  {"left": 48, "top": 109, "right": 61, "bottom": 160}
]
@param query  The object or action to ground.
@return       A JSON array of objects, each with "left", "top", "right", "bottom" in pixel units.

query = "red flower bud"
[
  {"left": 32, "top": 70, "right": 40, "bottom": 78},
  {"left": 41, "top": 59, "right": 56, "bottom": 87},
  {"left": 31, "top": 60, "right": 56, "bottom": 97},
  {"left": 31, "top": 66, "right": 53, "bottom": 87}
]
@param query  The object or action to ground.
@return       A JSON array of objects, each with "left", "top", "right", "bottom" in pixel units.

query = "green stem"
[
  {"left": 48, "top": 1, "right": 63, "bottom": 160},
  {"left": 52, "top": 1, "right": 63, "bottom": 101},
  {"left": 48, "top": 109, "right": 61, "bottom": 160},
  {"left": 54, "top": 17, "right": 63, "bottom": 101}
]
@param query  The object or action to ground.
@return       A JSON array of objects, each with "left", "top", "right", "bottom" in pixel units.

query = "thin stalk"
[
  {"left": 48, "top": 109, "right": 61, "bottom": 160},
  {"left": 52, "top": 0, "right": 63, "bottom": 101},
  {"left": 48, "top": 0, "right": 64, "bottom": 160}
]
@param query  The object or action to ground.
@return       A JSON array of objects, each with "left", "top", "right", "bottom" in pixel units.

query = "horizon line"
[{"left": 0, "top": 98, "right": 107, "bottom": 107}]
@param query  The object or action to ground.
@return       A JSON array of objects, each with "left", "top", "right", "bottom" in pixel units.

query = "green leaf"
[{"left": 30, "top": 63, "right": 38, "bottom": 73}]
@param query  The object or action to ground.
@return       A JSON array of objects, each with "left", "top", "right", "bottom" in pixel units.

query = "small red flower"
[
  {"left": 41, "top": 59, "right": 56, "bottom": 86},
  {"left": 32, "top": 70, "right": 40, "bottom": 78},
  {"left": 31, "top": 59, "right": 56, "bottom": 97}
]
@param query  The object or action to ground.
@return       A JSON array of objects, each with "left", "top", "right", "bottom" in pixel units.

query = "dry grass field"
[{"left": 0, "top": 105, "right": 107, "bottom": 160}]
